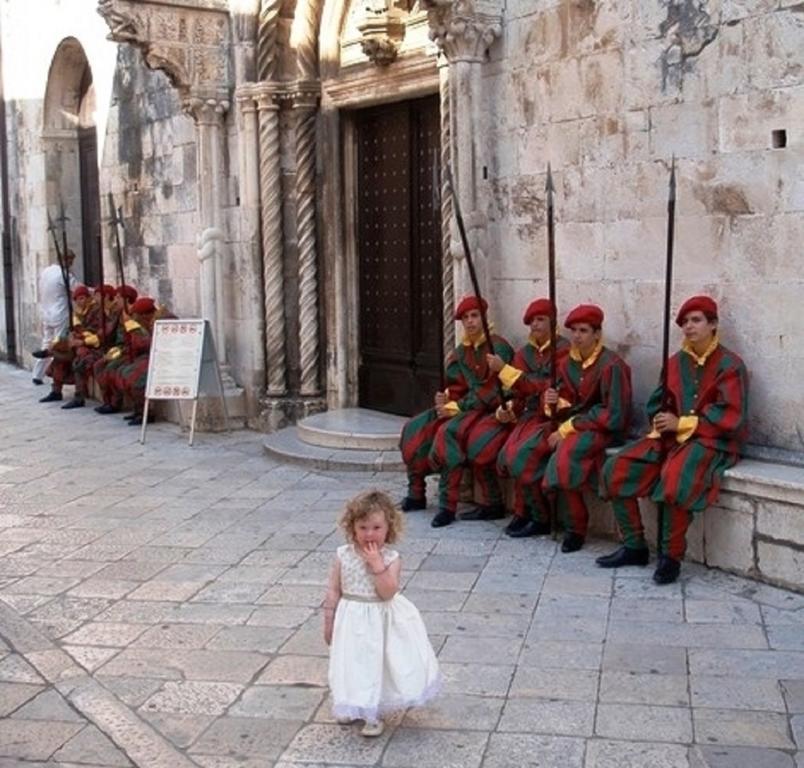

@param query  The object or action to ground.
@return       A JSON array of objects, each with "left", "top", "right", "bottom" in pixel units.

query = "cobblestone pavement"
[{"left": 0, "top": 363, "right": 802, "bottom": 768}]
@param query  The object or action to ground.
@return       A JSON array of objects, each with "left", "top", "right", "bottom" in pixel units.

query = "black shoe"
[
  {"left": 431, "top": 509, "right": 456, "bottom": 528},
  {"left": 61, "top": 398, "right": 85, "bottom": 410},
  {"left": 504, "top": 516, "right": 529, "bottom": 535},
  {"left": 128, "top": 415, "right": 143, "bottom": 426},
  {"left": 32, "top": 378, "right": 44, "bottom": 386},
  {"left": 561, "top": 533, "right": 585, "bottom": 553},
  {"left": 461, "top": 504, "right": 506, "bottom": 521},
  {"left": 596, "top": 545, "right": 650, "bottom": 568},
  {"left": 39, "top": 390, "right": 62, "bottom": 403},
  {"left": 508, "top": 520, "right": 552, "bottom": 539},
  {"left": 31, "top": 349, "right": 52, "bottom": 359},
  {"left": 400, "top": 496, "right": 427, "bottom": 512},
  {"left": 94, "top": 404, "right": 121, "bottom": 414},
  {"left": 653, "top": 555, "right": 681, "bottom": 584}
]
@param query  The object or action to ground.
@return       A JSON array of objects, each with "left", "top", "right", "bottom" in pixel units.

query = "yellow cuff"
[
  {"left": 83, "top": 333, "right": 100, "bottom": 348},
  {"left": 106, "top": 347, "right": 122, "bottom": 361},
  {"left": 498, "top": 364, "right": 523, "bottom": 390},
  {"left": 676, "top": 415, "right": 698, "bottom": 443},
  {"left": 443, "top": 401, "right": 461, "bottom": 416},
  {"left": 124, "top": 319, "right": 141, "bottom": 332},
  {"left": 558, "top": 418, "right": 576, "bottom": 439}
]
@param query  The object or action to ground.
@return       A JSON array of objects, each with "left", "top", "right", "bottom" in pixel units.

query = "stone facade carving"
[
  {"left": 357, "top": 0, "right": 407, "bottom": 66},
  {"left": 97, "top": 0, "right": 232, "bottom": 97},
  {"left": 420, "top": 0, "right": 502, "bottom": 63}
]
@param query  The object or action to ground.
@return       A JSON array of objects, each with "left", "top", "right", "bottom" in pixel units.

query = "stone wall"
[{"left": 484, "top": 0, "right": 803, "bottom": 453}]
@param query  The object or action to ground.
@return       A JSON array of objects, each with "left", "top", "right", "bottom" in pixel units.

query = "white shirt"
[{"left": 39, "top": 263, "right": 77, "bottom": 326}]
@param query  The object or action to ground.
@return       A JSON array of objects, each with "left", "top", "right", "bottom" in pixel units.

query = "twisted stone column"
[
  {"left": 257, "top": 0, "right": 281, "bottom": 81},
  {"left": 256, "top": 84, "right": 287, "bottom": 396},
  {"left": 294, "top": 91, "right": 321, "bottom": 397},
  {"left": 439, "top": 62, "right": 455, "bottom": 356}
]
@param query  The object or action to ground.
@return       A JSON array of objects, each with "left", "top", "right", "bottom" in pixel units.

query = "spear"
[
  {"left": 657, "top": 157, "right": 678, "bottom": 555},
  {"left": 47, "top": 209, "right": 73, "bottom": 331},
  {"left": 546, "top": 164, "right": 558, "bottom": 398},
  {"left": 444, "top": 165, "right": 504, "bottom": 403},
  {"left": 107, "top": 192, "right": 126, "bottom": 287},
  {"left": 545, "top": 164, "right": 559, "bottom": 540}
]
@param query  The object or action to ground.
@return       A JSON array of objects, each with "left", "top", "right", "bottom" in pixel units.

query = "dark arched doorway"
[{"left": 43, "top": 38, "right": 101, "bottom": 286}]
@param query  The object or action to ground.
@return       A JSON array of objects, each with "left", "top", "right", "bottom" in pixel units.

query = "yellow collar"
[
  {"left": 528, "top": 334, "right": 552, "bottom": 353},
  {"left": 682, "top": 332, "right": 719, "bottom": 366},
  {"left": 570, "top": 338, "right": 603, "bottom": 369}
]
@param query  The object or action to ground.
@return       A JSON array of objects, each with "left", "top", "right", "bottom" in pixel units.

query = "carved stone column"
[
  {"left": 184, "top": 93, "right": 230, "bottom": 364},
  {"left": 254, "top": 83, "right": 287, "bottom": 396},
  {"left": 422, "top": 0, "right": 502, "bottom": 300},
  {"left": 292, "top": 85, "right": 322, "bottom": 397}
]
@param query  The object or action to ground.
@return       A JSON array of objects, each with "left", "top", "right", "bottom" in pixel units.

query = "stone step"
[
  {"left": 263, "top": 427, "right": 405, "bottom": 472},
  {"left": 296, "top": 407, "right": 405, "bottom": 450}
]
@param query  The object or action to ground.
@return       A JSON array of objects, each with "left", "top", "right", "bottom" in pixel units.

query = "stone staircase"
[{"left": 262, "top": 408, "right": 406, "bottom": 472}]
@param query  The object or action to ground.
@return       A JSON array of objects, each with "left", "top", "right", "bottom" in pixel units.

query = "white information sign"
[
  {"left": 146, "top": 320, "right": 205, "bottom": 400},
  {"left": 140, "top": 319, "right": 228, "bottom": 446}
]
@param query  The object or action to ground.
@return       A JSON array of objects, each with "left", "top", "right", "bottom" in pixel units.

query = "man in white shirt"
[{"left": 32, "top": 250, "right": 77, "bottom": 384}]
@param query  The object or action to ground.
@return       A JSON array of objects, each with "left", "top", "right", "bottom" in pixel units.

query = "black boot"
[
  {"left": 596, "top": 545, "right": 650, "bottom": 568},
  {"left": 400, "top": 496, "right": 427, "bottom": 512},
  {"left": 32, "top": 378, "right": 44, "bottom": 386},
  {"left": 653, "top": 555, "right": 681, "bottom": 584},
  {"left": 431, "top": 509, "right": 456, "bottom": 528},
  {"left": 504, "top": 516, "right": 529, "bottom": 535},
  {"left": 39, "top": 390, "right": 62, "bottom": 403},
  {"left": 94, "top": 404, "right": 121, "bottom": 414},
  {"left": 561, "top": 532, "right": 585, "bottom": 553},
  {"left": 61, "top": 398, "right": 85, "bottom": 410},
  {"left": 461, "top": 504, "right": 506, "bottom": 521},
  {"left": 508, "top": 520, "right": 552, "bottom": 539},
  {"left": 31, "top": 349, "right": 52, "bottom": 359}
]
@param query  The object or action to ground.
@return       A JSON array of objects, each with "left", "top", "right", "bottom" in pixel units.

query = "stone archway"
[{"left": 42, "top": 37, "right": 102, "bottom": 285}]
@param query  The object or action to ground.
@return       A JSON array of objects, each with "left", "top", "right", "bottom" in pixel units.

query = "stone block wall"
[{"left": 484, "top": 0, "right": 804, "bottom": 452}]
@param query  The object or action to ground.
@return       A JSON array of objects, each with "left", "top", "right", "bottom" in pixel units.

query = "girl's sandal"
[{"left": 361, "top": 720, "right": 384, "bottom": 737}]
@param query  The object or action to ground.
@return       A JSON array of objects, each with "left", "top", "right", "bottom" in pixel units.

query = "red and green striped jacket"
[
  {"left": 507, "top": 336, "right": 571, "bottom": 415},
  {"left": 556, "top": 346, "right": 632, "bottom": 439},
  {"left": 446, "top": 334, "right": 514, "bottom": 412},
  {"left": 647, "top": 343, "right": 748, "bottom": 455}
]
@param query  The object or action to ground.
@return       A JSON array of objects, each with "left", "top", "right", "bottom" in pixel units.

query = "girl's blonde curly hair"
[{"left": 339, "top": 490, "right": 405, "bottom": 545}]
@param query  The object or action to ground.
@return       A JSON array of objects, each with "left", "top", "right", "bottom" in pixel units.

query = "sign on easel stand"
[{"left": 140, "top": 319, "right": 229, "bottom": 446}]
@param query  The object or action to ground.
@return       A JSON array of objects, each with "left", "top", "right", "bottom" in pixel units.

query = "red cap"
[
  {"left": 130, "top": 297, "right": 156, "bottom": 315},
  {"left": 523, "top": 298, "right": 556, "bottom": 325},
  {"left": 116, "top": 284, "right": 138, "bottom": 302},
  {"left": 454, "top": 295, "right": 488, "bottom": 320},
  {"left": 675, "top": 295, "right": 718, "bottom": 326},
  {"left": 72, "top": 285, "right": 90, "bottom": 300},
  {"left": 96, "top": 283, "right": 116, "bottom": 298},
  {"left": 565, "top": 304, "right": 604, "bottom": 329}
]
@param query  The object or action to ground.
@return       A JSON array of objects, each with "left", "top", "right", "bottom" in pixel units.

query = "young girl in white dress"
[{"left": 324, "top": 490, "right": 440, "bottom": 737}]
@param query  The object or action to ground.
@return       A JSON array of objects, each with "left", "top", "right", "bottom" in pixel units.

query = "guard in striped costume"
[
  {"left": 94, "top": 285, "right": 137, "bottom": 414},
  {"left": 38, "top": 285, "right": 93, "bottom": 404},
  {"left": 597, "top": 295, "right": 748, "bottom": 584},
  {"left": 113, "top": 297, "right": 157, "bottom": 426},
  {"left": 480, "top": 298, "right": 570, "bottom": 536},
  {"left": 62, "top": 284, "right": 116, "bottom": 410},
  {"left": 541, "top": 304, "right": 632, "bottom": 553},
  {"left": 399, "top": 295, "right": 513, "bottom": 528}
]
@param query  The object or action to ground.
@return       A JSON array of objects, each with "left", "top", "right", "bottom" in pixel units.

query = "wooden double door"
[{"left": 355, "top": 95, "right": 443, "bottom": 416}]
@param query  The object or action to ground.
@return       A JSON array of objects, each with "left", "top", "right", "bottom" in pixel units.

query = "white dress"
[{"left": 329, "top": 544, "right": 441, "bottom": 721}]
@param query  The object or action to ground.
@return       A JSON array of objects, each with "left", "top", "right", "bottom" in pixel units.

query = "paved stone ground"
[{"left": 0, "top": 362, "right": 803, "bottom": 768}]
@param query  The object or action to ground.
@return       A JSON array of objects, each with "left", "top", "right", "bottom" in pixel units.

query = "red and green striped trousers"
[
  {"left": 465, "top": 413, "right": 512, "bottom": 508},
  {"left": 600, "top": 436, "right": 737, "bottom": 559},
  {"left": 496, "top": 414, "right": 553, "bottom": 522},
  {"left": 542, "top": 430, "right": 615, "bottom": 537}
]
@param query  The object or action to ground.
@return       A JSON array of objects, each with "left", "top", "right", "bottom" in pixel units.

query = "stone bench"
[{"left": 475, "top": 455, "right": 804, "bottom": 594}]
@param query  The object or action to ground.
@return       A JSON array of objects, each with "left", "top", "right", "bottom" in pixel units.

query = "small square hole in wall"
[{"left": 771, "top": 129, "right": 787, "bottom": 149}]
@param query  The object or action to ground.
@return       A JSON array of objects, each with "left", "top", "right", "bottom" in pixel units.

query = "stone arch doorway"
[{"left": 42, "top": 38, "right": 102, "bottom": 286}]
